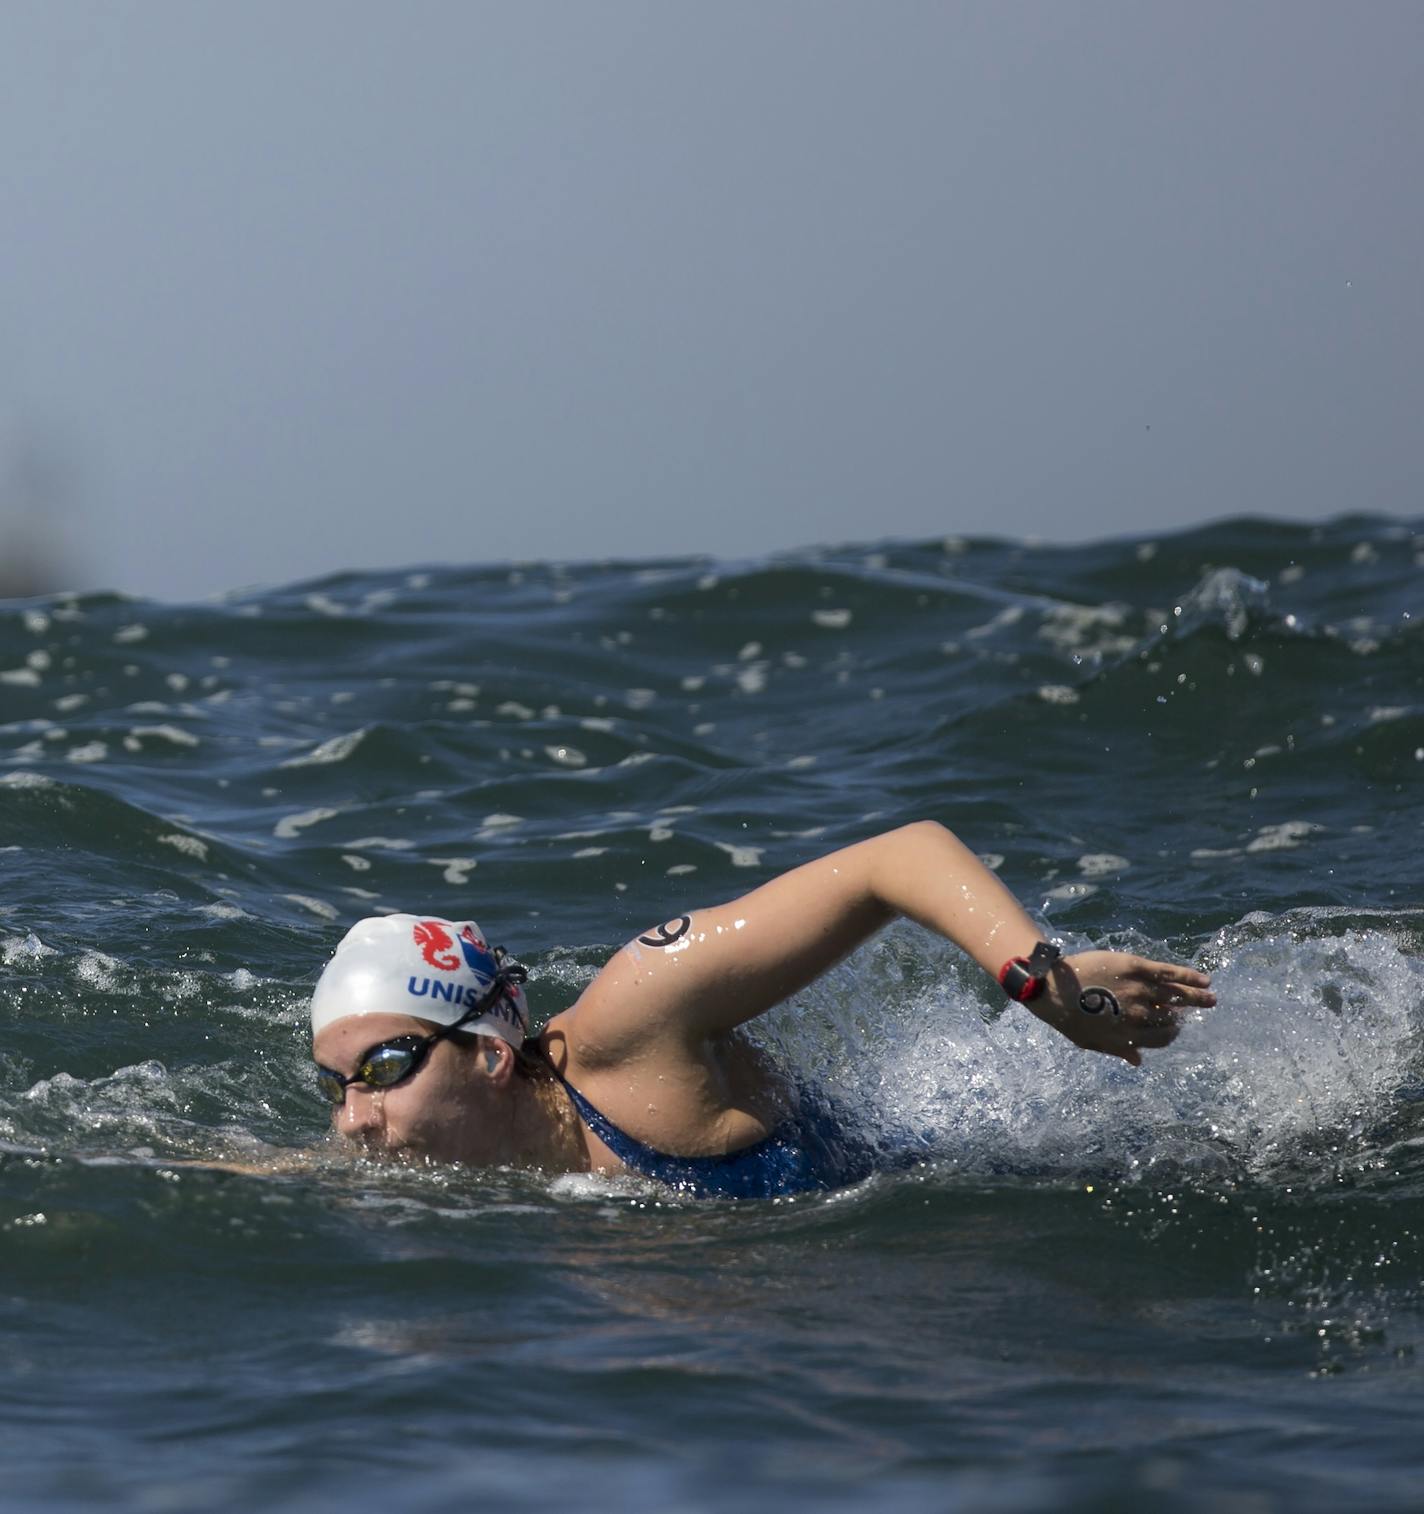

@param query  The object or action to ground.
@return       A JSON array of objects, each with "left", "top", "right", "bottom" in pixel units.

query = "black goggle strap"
[
  {"left": 449, "top": 960, "right": 526, "bottom": 1031},
  {"left": 492, "top": 947, "right": 528, "bottom": 984},
  {"left": 476, "top": 953, "right": 529, "bottom": 1033}
]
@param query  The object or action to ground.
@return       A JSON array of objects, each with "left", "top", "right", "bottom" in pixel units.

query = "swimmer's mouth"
[
  {"left": 371, "top": 1139, "right": 426, "bottom": 1164},
  {"left": 334, "top": 1132, "right": 407, "bottom": 1161},
  {"left": 331, "top": 1129, "right": 429, "bottom": 1165}
]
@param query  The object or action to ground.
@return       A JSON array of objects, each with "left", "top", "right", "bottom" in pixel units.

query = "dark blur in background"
[{"left": 0, "top": 415, "right": 85, "bottom": 597}]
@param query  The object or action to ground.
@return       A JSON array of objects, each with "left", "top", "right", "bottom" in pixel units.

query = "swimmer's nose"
[{"left": 335, "top": 1086, "right": 384, "bottom": 1143}]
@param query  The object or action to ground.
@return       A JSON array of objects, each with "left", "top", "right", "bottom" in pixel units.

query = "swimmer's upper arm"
[{"left": 570, "top": 821, "right": 1044, "bottom": 1050}]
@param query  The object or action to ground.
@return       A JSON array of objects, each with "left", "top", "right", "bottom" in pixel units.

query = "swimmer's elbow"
[
  {"left": 898, "top": 818, "right": 956, "bottom": 842},
  {"left": 884, "top": 819, "right": 962, "bottom": 853}
]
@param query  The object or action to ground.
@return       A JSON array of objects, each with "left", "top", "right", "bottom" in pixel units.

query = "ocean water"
[{"left": 2, "top": 514, "right": 1423, "bottom": 1512}]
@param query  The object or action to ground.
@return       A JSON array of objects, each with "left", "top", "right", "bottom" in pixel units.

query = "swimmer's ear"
[{"left": 479, "top": 1036, "right": 516, "bottom": 1087}]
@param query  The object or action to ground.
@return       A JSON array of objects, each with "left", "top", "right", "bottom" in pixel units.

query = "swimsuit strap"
[
  {"left": 554, "top": 1073, "right": 809, "bottom": 1197},
  {"left": 546, "top": 1060, "right": 884, "bottom": 1199},
  {"left": 556, "top": 1074, "right": 776, "bottom": 1170},
  {"left": 556, "top": 1078, "right": 664, "bottom": 1163}
]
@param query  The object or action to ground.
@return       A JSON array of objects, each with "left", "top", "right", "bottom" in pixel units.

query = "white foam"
[
  {"left": 157, "top": 833, "right": 209, "bottom": 862},
  {"left": 0, "top": 772, "right": 52, "bottom": 790},
  {"left": 284, "top": 893, "right": 339, "bottom": 920},
  {"left": 2, "top": 932, "right": 58, "bottom": 963},
  {"left": 770, "top": 914, "right": 1424, "bottom": 1186},
  {"left": 967, "top": 606, "right": 1024, "bottom": 640},
  {"left": 430, "top": 857, "right": 476, "bottom": 886},
  {"left": 715, "top": 842, "right": 763, "bottom": 868},
  {"left": 274, "top": 807, "right": 339, "bottom": 840},
  {"left": 128, "top": 725, "right": 200, "bottom": 749},
  {"left": 1246, "top": 822, "right": 1322, "bottom": 853},
  {"left": 199, "top": 903, "right": 246, "bottom": 921},
  {"left": 281, "top": 729, "right": 366, "bottom": 767},
  {"left": 76, "top": 951, "right": 124, "bottom": 990},
  {"left": 1036, "top": 602, "right": 1136, "bottom": 659}
]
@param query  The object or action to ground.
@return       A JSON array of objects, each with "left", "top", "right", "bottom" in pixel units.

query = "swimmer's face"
[{"left": 312, "top": 1013, "right": 508, "bottom": 1167}]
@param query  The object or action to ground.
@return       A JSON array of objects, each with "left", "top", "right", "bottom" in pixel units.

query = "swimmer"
[{"left": 311, "top": 821, "right": 1215, "bottom": 1197}]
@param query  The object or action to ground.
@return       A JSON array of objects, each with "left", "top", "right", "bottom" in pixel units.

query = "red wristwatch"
[{"left": 997, "top": 941, "right": 1062, "bottom": 1002}]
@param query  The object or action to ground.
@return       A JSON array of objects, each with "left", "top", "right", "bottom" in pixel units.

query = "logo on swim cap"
[
  {"left": 312, "top": 914, "right": 528, "bottom": 1047},
  {"left": 457, "top": 923, "right": 497, "bottom": 979},
  {"left": 414, "top": 919, "right": 460, "bottom": 971}
]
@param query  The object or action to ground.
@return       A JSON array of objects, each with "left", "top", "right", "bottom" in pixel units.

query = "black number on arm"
[
  {"left": 638, "top": 915, "right": 692, "bottom": 949},
  {"left": 1079, "top": 987, "right": 1121, "bottom": 1016}
]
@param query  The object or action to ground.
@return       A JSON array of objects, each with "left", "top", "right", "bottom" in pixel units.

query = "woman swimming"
[{"left": 310, "top": 821, "right": 1216, "bottom": 1197}]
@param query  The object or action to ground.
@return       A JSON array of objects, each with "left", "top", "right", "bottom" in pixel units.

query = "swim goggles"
[{"left": 315, "top": 962, "right": 526, "bottom": 1105}]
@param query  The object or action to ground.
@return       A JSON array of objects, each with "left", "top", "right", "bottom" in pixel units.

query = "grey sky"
[{"left": 1, "top": 1, "right": 1420, "bottom": 600}]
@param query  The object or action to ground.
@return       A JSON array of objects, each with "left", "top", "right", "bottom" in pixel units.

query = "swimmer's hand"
[
  {"left": 164, "top": 1152, "right": 320, "bottom": 1177},
  {"left": 1028, "top": 952, "right": 1216, "bottom": 1068}
]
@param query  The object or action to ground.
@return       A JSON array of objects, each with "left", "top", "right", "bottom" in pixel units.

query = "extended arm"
[{"left": 573, "top": 821, "right": 1214, "bottom": 1066}]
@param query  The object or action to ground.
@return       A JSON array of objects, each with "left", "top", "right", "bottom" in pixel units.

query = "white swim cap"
[{"left": 310, "top": 914, "right": 528, "bottom": 1047}]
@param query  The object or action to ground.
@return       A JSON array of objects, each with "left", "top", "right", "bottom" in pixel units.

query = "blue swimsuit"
[{"left": 556, "top": 1075, "right": 879, "bottom": 1200}]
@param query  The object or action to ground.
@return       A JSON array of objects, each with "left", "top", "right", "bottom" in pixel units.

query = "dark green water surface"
[{"left": 3, "top": 517, "right": 1423, "bottom": 1510}]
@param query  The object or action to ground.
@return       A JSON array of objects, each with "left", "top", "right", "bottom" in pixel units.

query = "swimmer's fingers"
[
  {"left": 1129, "top": 958, "right": 1215, "bottom": 1003},
  {"left": 1113, "top": 958, "right": 1215, "bottom": 1023}
]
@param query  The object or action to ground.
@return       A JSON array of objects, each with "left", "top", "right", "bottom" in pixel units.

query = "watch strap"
[{"left": 997, "top": 940, "right": 1062, "bottom": 1003}]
